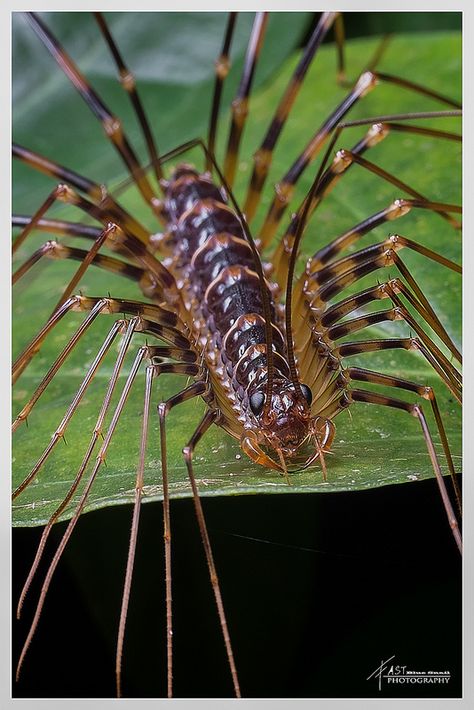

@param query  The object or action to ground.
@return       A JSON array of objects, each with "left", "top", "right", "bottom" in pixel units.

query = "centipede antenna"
[
  {"left": 276, "top": 448, "right": 291, "bottom": 486},
  {"left": 313, "top": 429, "right": 328, "bottom": 482}
]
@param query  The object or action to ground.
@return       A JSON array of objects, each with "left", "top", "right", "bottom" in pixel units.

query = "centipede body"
[{"left": 12, "top": 11, "right": 462, "bottom": 700}]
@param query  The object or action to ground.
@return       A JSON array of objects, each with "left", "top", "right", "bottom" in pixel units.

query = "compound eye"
[
  {"left": 249, "top": 391, "right": 265, "bottom": 416},
  {"left": 299, "top": 383, "right": 313, "bottom": 405}
]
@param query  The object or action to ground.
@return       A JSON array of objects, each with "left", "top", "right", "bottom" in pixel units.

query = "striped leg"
[
  {"left": 336, "top": 338, "right": 460, "bottom": 404},
  {"left": 261, "top": 112, "right": 460, "bottom": 255},
  {"left": 14, "top": 223, "right": 114, "bottom": 317},
  {"left": 259, "top": 77, "right": 461, "bottom": 246},
  {"left": 303, "top": 236, "right": 460, "bottom": 356},
  {"left": 319, "top": 277, "right": 460, "bottom": 365},
  {"left": 13, "top": 240, "right": 146, "bottom": 294},
  {"left": 13, "top": 215, "right": 104, "bottom": 241},
  {"left": 13, "top": 143, "right": 151, "bottom": 244},
  {"left": 13, "top": 320, "right": 123, "bottom": 622},
  {"left": 259, "top": 71, "right": 378, "bottom": 245},
  {"left": 243, "top": 11, "right": 338, "bottom": 221},
  {"left": 223, "top": 12, "right": 268, "bottom": 189},
  {"left": 15, "top": 320, "right": 148, "bottom": 681},
  {"left": 116, "top": 361, "right": 203, "bottom": 698},
  {"left": 346, "top": 378, "right": 461, "bottom": 554},
  {"left": 157, "top": 382, "right": 212, "bottom": 698},
  {"left": 346, "top": 367, "right": 461, "bottom": 514},
  {"left": 25, "top": 12, "right": 164, "bottom": 221},
  {"left": 207, "top": 12, "right": 238, "bottom": 172},
  {"left": 182, "top": 409, "right": 241, "bottom": 698},
  {"left": 13, "top": 182, "right": 176, "bottom": 300},
  {"left": 94, "top": 12, "right": 164, "bottom": 186},
  {"left": 13, "top": 294, "right": 190, "bottom": 385}
]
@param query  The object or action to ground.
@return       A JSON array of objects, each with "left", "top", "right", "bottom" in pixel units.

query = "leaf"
[{"left": 12, "top": 15, "right": 461, "bottom": 527}]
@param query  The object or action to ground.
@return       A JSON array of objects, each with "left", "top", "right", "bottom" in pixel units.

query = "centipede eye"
[
  {"left": 249, "top": 391, "right": 265, "bottom": 415},
  {"left": 299, "top": 383, "right": 313, "bottom": 405}
]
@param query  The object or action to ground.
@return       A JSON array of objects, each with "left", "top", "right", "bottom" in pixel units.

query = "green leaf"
[{"left": 12, "top": 14, "right": 461, "bottom": 527}]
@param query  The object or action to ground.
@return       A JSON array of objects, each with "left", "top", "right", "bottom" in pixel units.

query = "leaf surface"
[{"left": 12, "top": 16, "right": 461, "bottom": 526}]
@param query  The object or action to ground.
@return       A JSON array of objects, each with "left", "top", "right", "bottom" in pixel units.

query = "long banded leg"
[
  {"left": 275, "top": 193, "right": 460, "bottom": 292},
  {"left": 13, "top": 143, "right": 151, "bottom": 244},
  {"left": 335, "top": 337, "right": 460, "bottom": 403},
  {"left": 13, "top": 185, "right": 65, "bottom": 255},
  {"left": 157, "top": 381, "right": 209, "bottom": 697},
  {"left": 223, "top": 12, "right": 268, "bottom": 189},
  {"left": 13, "top": 214, "right": 103, "bottom": 241},
  {"left": 13, "top": 240, "right": 146, "bottom": 295},
  {"left": 182, "top": 409, "right": 241, "bottom": 698},
  {"left": 269, "top": 113, "right": 461, "bottom": 263},
  {"left": 12, "top": 297, "right": 110, "bottom": 435},
  {"left": 207, "top": 12, "right": 238, "bottom": 172},
  {"left": 259, "top": 70, "right": 378, "bottom": 245},
  {"left": 332, "top": 149, "right": 461, "bottom": 230},
  {"left": 346, "top": 385, "right": 461, "bottom": 554},
  {"left": 116, "top": 360, "right": 203, "bottom": 698},
  {"left": 25, "top": 13, "right": 164, "bottom": 221},
  {"left": 294, "top": 253, "right": 461, "bottom": 400},
  {"left": 15, "top": 320, "right": 148, "bottom": 680},
  {"left": 13, "top": 183, "right": 177, "bottom": 299},
  {"left": 304, "top": 198, "right": 460, "bottom": 276},
  {"left": 15, "top": 319, "right": 124, "bottom": 613},
  {"left": 260, "top": 82, "right": 461, "bottom": 245},
  {"left": 18, "top": 223, "right": 114, "bottom": 316},
  {"left": 93, "top": 12, "right": 163, "bottom": 186},
  {"left": 346, "top": 367, "right": 461, "bottom": 514},
  {"left": 14, "top": 340, "right": 197, "bottom": 618},
  {"left": 326, "top": 302, "right": 461, "bottom": 395},
  {"left": 318, "top": 277, "right": 459, "bottom": 366},
  {"left": 243, "top": 11, "right": 338, "bottom": 221},
  {"left": 13, "top": 294, "right": 190, "bottom": 384},
  {"left": 303, "top": 236, "right": 460, "bottom": 360}
]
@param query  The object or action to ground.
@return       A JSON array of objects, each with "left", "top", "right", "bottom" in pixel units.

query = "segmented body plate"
[{"left": 162, "top": 166, "right": 292, "bottom": 436}]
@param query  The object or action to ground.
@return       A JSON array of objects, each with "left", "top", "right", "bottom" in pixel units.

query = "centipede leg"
[
  {"left": 12, "top": 297, "right": 111, "bottom": 436},
  {"left": 15, "top": 319, "right": 124, "bottom": 614},
  {"left": 25, "top": 12, "right": 164, "bottom": 221},
  {"left": 260, "top": 89, "right": 460, "bottom": 245},
  {"left": 259, "top": 72, "right": 379, "bottom": 245},
  {"left": 182, "top": 409, "right": 241, "bottom": 698},
  {"left": 304, "top": 241, "right": 461, "bottom": 368},
  {"left": 223, "top": 12, "right": 268, "bottom": 189},
  {"left": 319, "top": 277, "right": 460, "bottom": 367},
  {"left": 271, "top": 113, "right": 461, "bottom": 269},
  {"left": 156, "top": 380, "right": 208, "bottom": 697},
  {"left": 13, "top": 240, "right": 146, "bottom": 295},
  {"left": 15, "top": 321, "right": 147, "bottom": 681},
  {"left": 207, "top": 12, "right": 238, "bottom": 172},
  {"left": 13, "top": 214, "right": 103, "bottom": 241},
  {"left": 115, "top": 359, "right": 202, "bottom": 697},
  {"left": 243, "top": 12, "right": 338, "bottom": 221},
  {"left": 94, "top": 12, "right": 163, "bottom": 186},
  {"left": 347, "top": 387, "right": 461, "bottom": 554},
  {"left": 13, "top": 143, "right": 151, "bottom": 244},
  {"left": 16, "top": 223, "right": 115, "bottom": 315},
  {"left": 346, "top": 367, "right": 462, "bottom": 515}
]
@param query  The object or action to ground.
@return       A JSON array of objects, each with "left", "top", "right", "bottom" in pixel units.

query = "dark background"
[
  {"left": 12, "top": 11, "right": 462, "bottom": 700},
  {"left": 13, "top": 478, "right": 461, "bottom": 698}
]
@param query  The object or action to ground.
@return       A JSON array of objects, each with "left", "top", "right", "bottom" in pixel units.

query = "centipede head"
[{"left": 240, "top": 379, "right": 335, "bottom": 477}]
